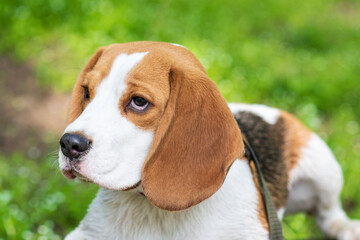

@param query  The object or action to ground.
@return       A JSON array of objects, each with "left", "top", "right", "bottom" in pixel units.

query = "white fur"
[
  {"left": 286, "top": 133, "right": 360, "bottom": 240},
  {"left": 59, "top": 52, "right": 153, "bottom": 190},
  {"left": 277, "top": 208, "right": 285, "bottom": 220},
  {"left": 171, "top": 43, "right": 187, "bottom": 48},
  {"left": 228, "top": 103, "right": 280, "bottom": 125},
  {"left": 65, "top": 160, "right": 269, "bottom": 240}
]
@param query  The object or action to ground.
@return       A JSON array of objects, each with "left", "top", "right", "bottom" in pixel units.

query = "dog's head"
[{"left": 59, "top": 41, "right": 244, "bottom": 210}]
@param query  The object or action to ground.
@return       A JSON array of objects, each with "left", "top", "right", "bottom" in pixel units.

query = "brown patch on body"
[
  {"left": 234, "top": 109, "right": 313, "bottom": 211},
  {"left": 235, "top": 112, "right": 288, "bottom": 209},
  {"left": 280, "top": 111, "right": 312, "bottom": 171},
  {"left": 249, "top": 161, "right": 269, "bottom": 231}
]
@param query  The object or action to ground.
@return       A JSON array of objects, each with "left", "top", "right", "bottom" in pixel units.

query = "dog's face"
[
  {"left": 59, "top": 42, "right": 244, "bottom": 210},
  {"left": 59, "top": 52, "right": 154, "bottom": 190}
]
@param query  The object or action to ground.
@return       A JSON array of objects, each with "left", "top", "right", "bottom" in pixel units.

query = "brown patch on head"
[
  {"left": 249, "top": 161, "right": 269, "bottom": 231},
  {"left": 280, "top": 111, "right": 312, "bottom": 170},
  {"left": 118, "top": 52, "right": 171, "bottom": 130},
  {"left": 67, "top": 42, "right": 245, "bottom": 211},
  {"left": 67, "top": 42, "right": 205, "bottom": 129}
]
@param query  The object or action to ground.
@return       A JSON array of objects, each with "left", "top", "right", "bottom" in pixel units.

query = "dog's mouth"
[
  {"left": 61, "top": 162, "right": 92, "bottom": 183},
  {"left": 61, "top": 168, "right": 76, "bottom": 179},
  {"left": 59, "top": 155, "right": 143, "bottom": 191}
]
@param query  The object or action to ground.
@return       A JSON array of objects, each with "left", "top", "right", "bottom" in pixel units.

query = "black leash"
[{"left": 243, "top": 140, "right": 284, "bottom": 240}]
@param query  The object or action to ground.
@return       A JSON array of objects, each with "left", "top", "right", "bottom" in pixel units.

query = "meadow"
[{"left": 0, "top": 0, "right": 360, "bottom": 238}]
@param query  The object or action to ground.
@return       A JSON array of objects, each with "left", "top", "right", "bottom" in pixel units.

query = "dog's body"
[{"left": 59, "top": 42, "right": 360, "bottom": 239}]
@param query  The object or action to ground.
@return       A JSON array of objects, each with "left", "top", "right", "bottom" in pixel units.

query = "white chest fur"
[{"left": 66, "top": 160, "right": 268, "bottom": 240}]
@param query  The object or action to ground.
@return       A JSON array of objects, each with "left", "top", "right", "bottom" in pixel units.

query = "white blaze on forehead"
[
  {"left": 102, "top": 52, "right": 149, "bottom": 97},
  {"left": 60, "top": 52, "right": 153, "bottom": 190},
  {"left": 228, "top": 103, "right": 280, "bottom": 125}
]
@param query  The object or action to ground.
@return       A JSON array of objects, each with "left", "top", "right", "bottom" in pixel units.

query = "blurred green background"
[{"left": 1, "top": 0, "right": 360, "bottom": 239}]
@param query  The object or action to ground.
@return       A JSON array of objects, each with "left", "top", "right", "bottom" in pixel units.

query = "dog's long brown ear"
[
  {"left": 68, "top": 47, "right": 105, "bottom": 124},
  {"left": 141, "top": 66, "right": 244, "bottom": 211}
]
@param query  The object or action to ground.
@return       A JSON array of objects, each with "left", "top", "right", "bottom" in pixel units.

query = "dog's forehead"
[{"left": 89, "top": 42, "right": 205, "bottom": 80}]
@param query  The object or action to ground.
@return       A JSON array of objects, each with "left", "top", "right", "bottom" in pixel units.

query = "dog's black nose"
[{"left": 60, "top": 133, "right": 91, "bottom": 160}]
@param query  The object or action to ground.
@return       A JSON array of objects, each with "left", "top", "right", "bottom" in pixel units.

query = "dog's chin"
[{"left": 72, "top": 170, "right": 93, "bottom": 183}]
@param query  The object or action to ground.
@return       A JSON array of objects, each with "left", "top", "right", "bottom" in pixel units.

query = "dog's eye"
[
  {"left": 129, "top": 97, "right": 149, "bottom": 112},
  {"left": 81, "top": 86, "right": 90, "bottom": 100}
]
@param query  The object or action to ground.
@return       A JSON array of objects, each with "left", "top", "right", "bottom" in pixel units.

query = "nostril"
[
  {"left": 72, "top": 144, "right": 79, "bottom": 151},
  {"left": 60, "top": 141, "right": 66, "bottom": 149}
]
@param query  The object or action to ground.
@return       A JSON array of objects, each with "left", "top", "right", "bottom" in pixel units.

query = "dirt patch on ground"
[{"left": 0, "top": 56, "right": 70, "bottom": 157}]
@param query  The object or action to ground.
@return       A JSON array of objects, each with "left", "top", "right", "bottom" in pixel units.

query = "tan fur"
[{"left": 281, "top": 111, "right": 312, "bottom": 171}]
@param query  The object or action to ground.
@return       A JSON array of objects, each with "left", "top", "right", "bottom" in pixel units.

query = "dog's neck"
[{"left": 72, "top": 159, "right": 268, "bottom": 239}]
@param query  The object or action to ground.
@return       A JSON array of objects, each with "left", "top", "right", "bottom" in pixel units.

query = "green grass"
[
  {"left": 1, "top": 0, "right": 360, "bottom": 238},
  {"left": 0, "top": 153, "right": 98, "bottom": 239}
]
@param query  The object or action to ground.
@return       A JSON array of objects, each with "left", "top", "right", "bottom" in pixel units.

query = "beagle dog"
[{"left": 58, "top": 41, "right": 360, "bottom": 240}]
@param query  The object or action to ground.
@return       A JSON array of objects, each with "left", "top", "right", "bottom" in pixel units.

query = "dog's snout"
[{"left": 60, "top": 133, "right": 91, "bottom": 160}]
